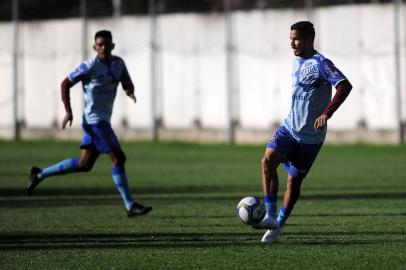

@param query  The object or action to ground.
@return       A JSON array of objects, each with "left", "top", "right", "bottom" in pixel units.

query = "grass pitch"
[{"left": 0, "top": 140, "right": 405, "bottom": 269}]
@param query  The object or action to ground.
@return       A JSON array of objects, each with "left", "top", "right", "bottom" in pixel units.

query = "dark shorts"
[
  {"left": 81, "top": 121, "right": 121, "bottom": 154},
  {"left": 267, "top": 126, "right": 323, "bottom": 178}
]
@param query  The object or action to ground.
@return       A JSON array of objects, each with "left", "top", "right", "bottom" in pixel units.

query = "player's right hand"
[{"left": 62, "top": 114, "right": 73, "bottom": 129}]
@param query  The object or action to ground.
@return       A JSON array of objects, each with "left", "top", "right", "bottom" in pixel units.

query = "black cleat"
[
  {"left": 127, "top": 202, "right": 153, "bottom": 217},
  {"left": 27, "top": 166, "right": 42, "bottom": 195}
]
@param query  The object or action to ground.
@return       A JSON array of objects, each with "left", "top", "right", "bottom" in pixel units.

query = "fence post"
[
  {"left": 224, "top": 0, "right": 239, "bottom": 144},
  {"left": 394, "top": 0, "right": 404, "bottom": 144},
  {"left": 12, "top": 0, "right": 20, "bottom": 140},
  {"left": 149, "top": 0, "right": 161, "bottom": 141}
]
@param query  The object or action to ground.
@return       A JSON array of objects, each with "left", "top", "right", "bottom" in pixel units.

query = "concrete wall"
[{"left": 0, "top": 4, "right": 405, "bottom": 143}]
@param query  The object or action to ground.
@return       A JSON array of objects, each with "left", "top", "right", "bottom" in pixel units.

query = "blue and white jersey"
[
  {"left": 282, "top": 52, "right": 347, "bottom": 144},
  {"left": 68, "top": 56, "right": 133, "bottom": 125}
]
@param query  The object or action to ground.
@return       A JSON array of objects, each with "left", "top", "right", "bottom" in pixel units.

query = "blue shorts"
[
  {"left": 81, "top": 121, "right": 121, "bottom": 154},
  {"left": 267, "top": 126, "right": 323, "bottom": 178}
]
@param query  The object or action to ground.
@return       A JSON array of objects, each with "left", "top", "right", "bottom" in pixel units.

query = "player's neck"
[
  {"left": 97, "top": 55, "right": 113, "bottom": 62},
  {"left": 300, "top": 49, "right": 316, "bottom": 59}
]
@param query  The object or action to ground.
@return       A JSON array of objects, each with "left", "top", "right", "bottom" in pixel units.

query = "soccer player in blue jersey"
[
  {"left": 254, "top": 21, "right": 352, "bottom": 242},
  {"left": 27, "top": 30, "right": 152, "bottom": 217}
]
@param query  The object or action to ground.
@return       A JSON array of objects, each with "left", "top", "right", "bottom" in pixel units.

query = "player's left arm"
[
  {"left": 314, "top": 59, "right": 353, "bottom": 129},
  {"left": 120, "top": 62, "right": 136, "bottom": 103},
  {"left": 314, "top": 80, "right": 352, "bottom": 129}
]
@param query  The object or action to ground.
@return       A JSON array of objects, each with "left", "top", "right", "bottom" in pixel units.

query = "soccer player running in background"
[
  {"left": 27, "top": 30, "right": 152, "bottom": 218},
  {"left": 254, "top": 21, "right": 352, "bottom": 242}
]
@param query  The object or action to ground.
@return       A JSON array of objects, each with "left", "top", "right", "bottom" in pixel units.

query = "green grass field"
[{"left": 0, "top": 140, "right": 405, "bottom": 269}]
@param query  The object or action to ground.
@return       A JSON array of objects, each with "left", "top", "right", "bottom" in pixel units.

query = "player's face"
[
  {"left": 93, "top": 36, "right": 114, "bottom": 61},
  {"left": 290, "top": 30, "right": 312, "bottom": 58}
]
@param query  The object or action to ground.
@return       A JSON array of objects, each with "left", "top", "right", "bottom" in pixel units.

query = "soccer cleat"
[
  {"left": 27, "top": 166, "right": 42, "bottom": 195},
  {"left": 252, "top": 215, "right": 280, "bottom": 230},
  {"left": 127, "top": 202, "right": 153, "bottom": 217},
  {"left": 261, "top": 227, "right": 282, "bottom": 243}
]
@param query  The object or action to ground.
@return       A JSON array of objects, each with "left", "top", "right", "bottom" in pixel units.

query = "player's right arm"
[
  {"left": 61, "top": 62, "right": 91, "bottom": 129},
  {"left": 61, "top": 77, "right": 74, "bottom": 129}
]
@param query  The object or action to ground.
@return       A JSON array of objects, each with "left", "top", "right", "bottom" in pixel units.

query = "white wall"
[{"left": 0, "top": 3, "right": 405, "bottom": 136}]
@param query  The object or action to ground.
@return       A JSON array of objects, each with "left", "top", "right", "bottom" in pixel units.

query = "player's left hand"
[
  {"left": 125, "top": 89, "right": 137, "bottom": 103},
  {"left": 314, "top": 114, "right": 328, "bottom": 130}
]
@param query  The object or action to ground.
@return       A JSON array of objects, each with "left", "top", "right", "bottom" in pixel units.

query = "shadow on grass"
[
  {"left": 0, "top": 184, "right": 405, "bottom": 197},
  {"left": 0, "top": 232, "right": 259, "bottom": 250},
  {"left": 0, "top": 231, "right": 404, "bottom": 250},
  {"left": 1, "top": 190, "right": 405, "bottom": 209},
  {"left": 0, "top": 185, "right": 406, "bottom": 200},
  {"left": 1, "top": 184, "right": 405, "bottom": 211},
  {"left": 294, "top": 213, "right": 406, "bottom": 217},
  {"left": 0, "top": 193, "right": 406, "bottom": 212},
  {"left": 1, "top": 186, "right": 255, "bottom": 197}
]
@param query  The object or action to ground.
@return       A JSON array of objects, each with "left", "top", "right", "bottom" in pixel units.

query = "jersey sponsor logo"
[
  {"left": 296, "top": 59, "right": 319, "bottom": 92},
  {"left": 292, "top": 93, "right": 309, "bottom": 101},
  {"left": 300, "top": 60, "right": 318, "bottom": 77}
]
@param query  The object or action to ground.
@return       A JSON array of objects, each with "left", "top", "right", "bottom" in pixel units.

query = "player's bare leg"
[{"left": 283, "top": 174, "right": 304, "bottom": 212}]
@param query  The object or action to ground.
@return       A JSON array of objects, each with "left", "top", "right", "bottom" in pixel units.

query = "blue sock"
[
  {"left": 38, "top": 158, "right": 79, "bottom": 180},
  {"left": 264, "top": 194, "right": 277, "bottom": 218},
  {"left": 112, "top": 166, "right": 134, "bottom": 210},
  {"left": 277, "top": 207, "right": 291, "bottom": 227}
]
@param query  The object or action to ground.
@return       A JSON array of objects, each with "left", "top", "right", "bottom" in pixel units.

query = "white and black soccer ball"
[{"left": 236, "top": 196, "right": 265, "bottom": 225}]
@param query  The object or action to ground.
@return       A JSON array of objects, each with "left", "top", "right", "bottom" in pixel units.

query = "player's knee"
[
  {"left": 261, "top": 156, "right": 278, "bottom": 172},
  {"left": 78, "top": 160, "right": 93, "bottom": 172},
  {"left": 114, "top": 152, "right": 127, "bottom": 167},
  {"left": 261, "top": 157, "right": 272, "bottom": 173},
  {"left": 261, "top": 157, "right": 268, "bottom": 169}
]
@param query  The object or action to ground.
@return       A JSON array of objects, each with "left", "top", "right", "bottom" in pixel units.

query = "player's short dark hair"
[
  {"left": 291, "top": 21, "right": 315, "bottom": 41},
  {"left": 95, "top": 30, "right": 113, "bottom": 41}
]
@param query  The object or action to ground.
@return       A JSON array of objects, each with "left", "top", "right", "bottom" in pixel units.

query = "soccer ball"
[{"left": 236, "top": 196, "right": 265, "bottom": 225}]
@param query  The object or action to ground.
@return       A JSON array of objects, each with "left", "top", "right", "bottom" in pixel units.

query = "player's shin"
[
  {"left": 264, "top": 194, "right": 277, "bottom": 218},
  {"left": 39, "top": 158, "right": 80, "bottom": 180},
  {"left": 112, "top": 166, "right": 134, "bottom": 210},
  {"left": 276, "top": 206, "right": 292, "bottom": 227}
]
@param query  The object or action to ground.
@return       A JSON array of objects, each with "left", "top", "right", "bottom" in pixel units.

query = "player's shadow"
[{"left": 1, "top": 230, "right": 404, "bottom": 250}]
